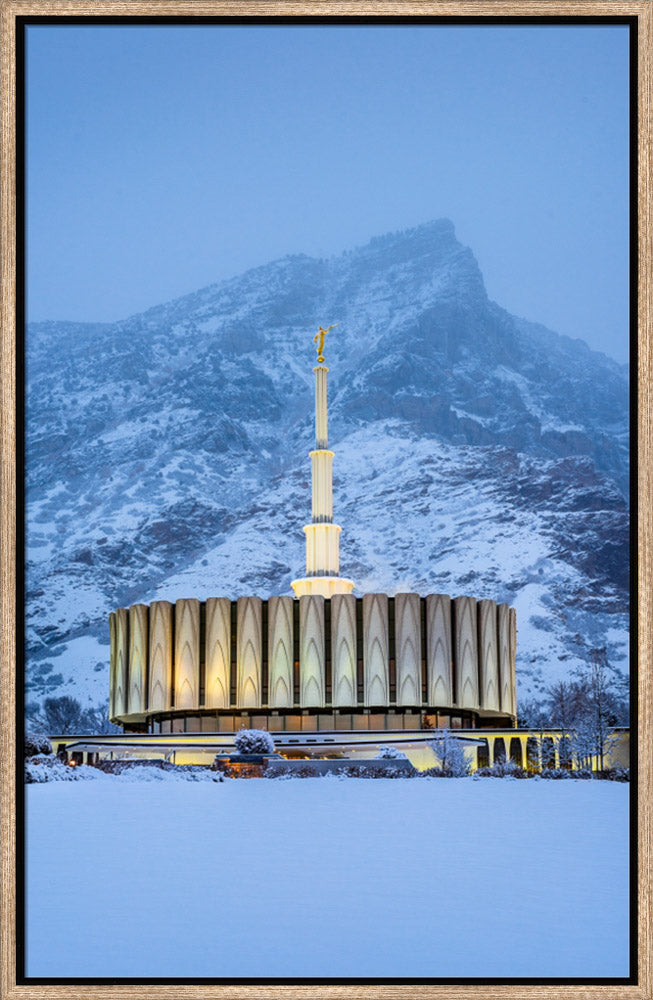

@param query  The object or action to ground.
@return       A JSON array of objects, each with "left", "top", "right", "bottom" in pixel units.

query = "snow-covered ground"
[{"left": 26, "top": 777, "right": 629, "bottom": 979}]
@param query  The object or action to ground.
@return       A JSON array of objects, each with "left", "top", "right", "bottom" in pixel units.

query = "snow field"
[{"left": 26, "top": 778, "right": 629, "bottom": 979}]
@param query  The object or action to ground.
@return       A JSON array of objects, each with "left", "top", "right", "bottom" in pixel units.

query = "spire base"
[{"left": 291, "top": 576, "right": 355, "bottom": 599}]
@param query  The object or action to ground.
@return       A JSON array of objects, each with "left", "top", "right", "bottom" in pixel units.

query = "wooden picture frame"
[{"left": 1, "top": 3, "right": 650, "bottom": 997}]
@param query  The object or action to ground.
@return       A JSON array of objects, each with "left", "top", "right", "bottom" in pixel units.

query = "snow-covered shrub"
[
  {"left": 233, "top": 729, "right": 275, "bottom": 755},
  {"left": 376, "top": 745, "right": 406, "bottom": 759},
  {"left": 96, "top": 760, "right": 224, "bottom": 781},
  {"left": 475, "top": 758, "right": 530, "bottom": 779},
  {"left": 428, "top": 729, "right": 471, "bottom": 776},
  {"left": 540, "top": 767, "right": 592, "bottom": 780},
  {"left": 342, "top": 763, "right": 412, "bottom": 779},
  {"left": 264, "top": 768, "right": 298, "bottom": 780},
  {"left": 601, "top": 766, "right": 629, "bottom": 782},
  {"left": 24, "top": 734, "right": 52, "bottom": 759},
  {"left": 25, "top": 755, "right": 92, "bottom": 783},
  {"left": 266, "top": 763, "right": 321, "bottom": 779}
]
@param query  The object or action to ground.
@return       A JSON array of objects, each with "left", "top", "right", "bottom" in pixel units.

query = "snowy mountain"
[{"left": 25, "top": 219, "right": 629, "bottom": 710}]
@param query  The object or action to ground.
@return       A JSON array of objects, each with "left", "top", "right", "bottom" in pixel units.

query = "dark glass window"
[
  {"left": 261, "top": 601, "right": 268, "bottom": 707},
  {"left": 324, "top": 600, "right": 332, "bottom": 705},
  {"left": 388, "top": 598, "right": 396, "bottom": 703},
  {"left": 477, "top": 739, "right": 490, "bottom": 769},
  {"left": 293, "top": 600, "right": 300, "bottom": 707},
  {"left": 199, "top": 602, "right": 206, "bottom": 706},
  {"left": 420, "top": 598, "right": 427, "bottom": 703},
  {"left": 493, "top": 736, "right": 506, "bottom": 763},
  {"left": 526, "top": 737, "right": 540, "bottom": 771},
  {"left": 230, "top": 602, "right": 237, "bottom": 707},
  {"left": 356, "top": 599, "right": 364, "bottom": 703},
  {"left": 509, "top": 737, "right": 523, "bottom": 766}
]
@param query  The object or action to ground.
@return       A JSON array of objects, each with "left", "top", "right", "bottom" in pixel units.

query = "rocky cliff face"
[{"left": 25, "top": 219, "right": 629, "bottom": 709}]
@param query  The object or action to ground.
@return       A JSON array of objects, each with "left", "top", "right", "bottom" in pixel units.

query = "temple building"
[{"left": 109, "top": 328, "right": 517, "bottom": 734}]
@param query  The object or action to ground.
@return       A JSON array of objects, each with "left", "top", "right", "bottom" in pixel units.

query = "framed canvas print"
[{"left": 1, "top": 2, "right": 651, "bottom": 998}]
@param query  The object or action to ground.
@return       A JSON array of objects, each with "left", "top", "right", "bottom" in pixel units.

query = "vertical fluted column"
[
  {"left": 426, "top": 594, "right": 452, "bottom": 706},
  {"left": 205, "top": 597, "right": 231, "bottom": 709},
  {"left": 109, "top": 612, "right": 117, "bottom": 719},
  {"left": 454, "top": 595, "right": 479, "bottom": 710},
  {"left": 478, "top": 599, "right": 500, "bottom": 712},
  {"left": 395, "top": 593, "right": 421, "bottom": 706},
  {"left": 497, "top": 603, "right": 512, "bottom": 714},
  {"left": 128, "top": 603, "right": 148, "bottom": 714},
  {"left": 314, "top": 365, "right": 328, "bottom": 448},
  {"left": 310, "top": 451, "right": 334, "bottom": 522},
  {"left": 363, "top": 593, "right": 389, "bottom": 706},
  {"left": 310, "top": 364, "right": 335, "bottom": 528},
  {"left": 114, "top": 608, "right": 129, "bottom": 718},
  {"left": 174, "top": 598, "right": 200, "bottom": 710},
  {"left": 509, "top": 607, "right": 517, "bottom": 717},
  {"left": 268, "top": 595, "right": 294, "bottom": 708},
  {"left": 299, "top": 595, "right": 326, "bottom": 706},
  {"left": 331, "top": 593, "right": 357, "bottom": 706},
  {"left": 148, "top": 600, "right": 173, "bottom": 712},
  {"left": 237, "top": 596, "right": 262, "bottom": 708}
]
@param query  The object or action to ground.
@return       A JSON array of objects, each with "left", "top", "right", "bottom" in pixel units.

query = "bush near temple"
[{"left": 234, "top": 729, "right": 275, "bottom": 755}]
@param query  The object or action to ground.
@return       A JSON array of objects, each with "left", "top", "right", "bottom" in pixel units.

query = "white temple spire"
[{"left": 291, "top": 327, "right": 354, "bottom": 599}]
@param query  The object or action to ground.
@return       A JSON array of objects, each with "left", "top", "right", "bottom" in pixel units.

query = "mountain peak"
[{"left": 354, "top": 217, "right": 457, "bottom": 256}]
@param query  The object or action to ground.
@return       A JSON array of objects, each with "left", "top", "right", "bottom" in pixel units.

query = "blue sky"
[{"left": 26, "top": 23, "right": 630, "bottom": 361}]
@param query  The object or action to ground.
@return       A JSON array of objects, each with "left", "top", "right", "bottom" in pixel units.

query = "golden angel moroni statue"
[{"left": 313, "top": 323, "right": 338, "bottom": 364}]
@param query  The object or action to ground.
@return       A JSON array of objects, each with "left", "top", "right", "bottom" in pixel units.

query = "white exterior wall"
[
  {"left": 237, "top": 596, "right": 262, "bottom": 708},
  {"left": 110, "top": 592, "right": 516, "bottom": 723},
  {"left": 174, "top": 598, "right": 200, "bottom": 710},
  {"left": 454, "top": 596, "right": 479, "bottom": 709},
  {"left": 509, "top": 607, "right": 517, "bottom": 717},
  {"left": 299, "top": 595, "right": 325, "bottom": 707},
  {"left": 394, "top": 593, "right": 421, "bottom": 706},
  {"left": 109, "top": 612, "right": 117, "bottom": 719},
  {"left": 363, "top": 593, "right": 389, "bottom": 706},
  {"left": 497, "top": 603, "right": 512, "bottom": 713},
  {"left": 148, "top": 600, "right": 173, "bottom": 712},
  {"left": 268, "top": 595, "right": 294, "bottom": 708},
  {"left": 127, "top": 603, "right": 148, "bottom": 714},
  {"left": 426, "top": 594, "right": 452, "bottom": 706},
  {"left": 205, "top": 597, "right": 231, "bottom": 709},
  {"left": 478, "top": 599, "right": 500, "bottom": 712},
  {"left": 113, "top": 608, "right": 129, "bottom": 718},
  {"left": 331, "top": 593, "right": 357, "bottom": 706}
]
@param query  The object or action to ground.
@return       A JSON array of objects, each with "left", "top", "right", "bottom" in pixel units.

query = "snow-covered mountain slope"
[{"left": 25, "top": 219, "right": 629, "bottom": 709}]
